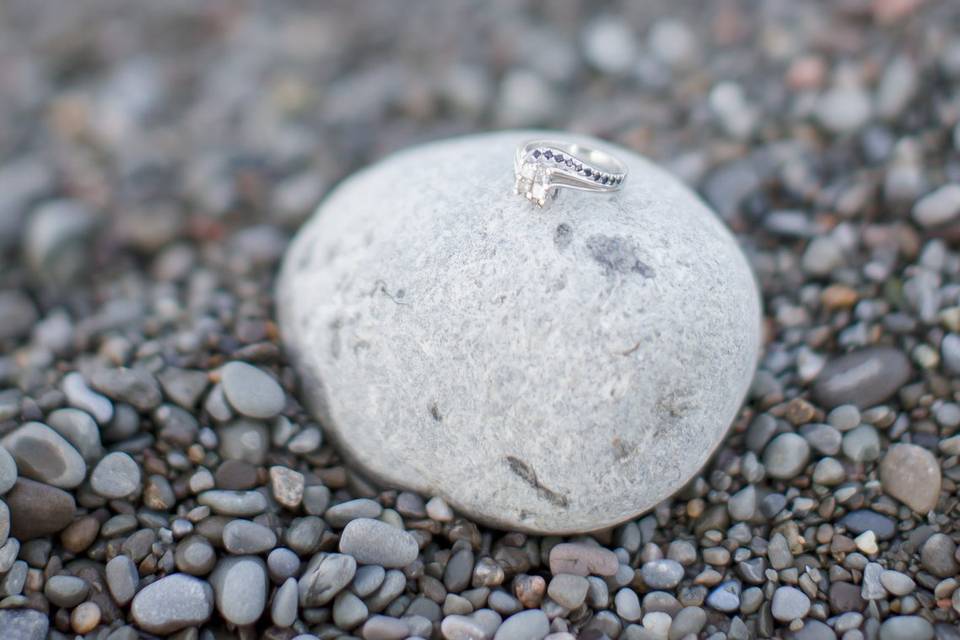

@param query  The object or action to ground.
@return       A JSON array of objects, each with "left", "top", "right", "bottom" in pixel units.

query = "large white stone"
[{"left": 278, "top": 131, "right": 761, "bottom": 533}]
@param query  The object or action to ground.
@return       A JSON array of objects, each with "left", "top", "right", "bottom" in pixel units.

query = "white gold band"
[{"left": 514, "top": 139, "right": 628, "bottom": 207}]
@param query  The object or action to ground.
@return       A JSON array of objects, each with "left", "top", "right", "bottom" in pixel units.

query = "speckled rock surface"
[{"left": 278, "top": 131, "right": 762, "bottom": 533}]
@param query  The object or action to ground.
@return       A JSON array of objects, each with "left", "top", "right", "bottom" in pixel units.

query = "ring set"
[{"left": 514, "top": 139, "right": 628, "bottom": 207}]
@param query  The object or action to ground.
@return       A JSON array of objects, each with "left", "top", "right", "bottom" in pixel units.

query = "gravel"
[{"left": 0, "top": 3, "right": 958, "bottom": 638}]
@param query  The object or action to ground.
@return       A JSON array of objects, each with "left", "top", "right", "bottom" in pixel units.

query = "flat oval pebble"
[
  {"left": 46, "top": 407, "right": 103, "bottom": 462},
  {"left": 131, "top": 573, "right": 214, "bottom": 634},
  {"left": 362, "top": 615, "right": 410, "bottom": 640},
  {"left": 763, "top": 433, "right": 810, "bottom": 480},
  {"left": 62, "top": 372, "right": 114, "bottom": 424},
  {"left": 641, "top": 559, "right": 684, "bottom": 589},
  {"left": 878, "top": 443, "right": 941, "bottom": 513},
  {"left": 0, "top": 445, "right": 16, "bottom": 495},
  {"left": 338, "top": 517, "right": 419, "bottom": 568},
  {"left": 298, "top": 552, "right": 357, "bottom": 607},
  {"left": 812, "top": 347, "right": 911, "bottom": 408},
  {"left": 223, "top": 519, "right": 278, "bottom": 554},
  {"left": 771, "top": 586, "right": 811, "bottom": 621},
  {"left": 1, "top": 422, "right": 87, "bottom": 489},
  {"left": 548, "top": 543, "right": 619, "bottom": 577},
  {"left": 198, "top": 489, "right": 268, "bottom": 516},
  {"left": 5, "top": 478, "right": 76, "bottom": 540},
  {"left": 839, "top": 510, "right": 897, "bottom": 540},
  {"left": 220, "top": 361, "right": 285, "bottom": 419},
  {"left": 44, "top": 574, "right": 89, "bottom": 608},
  {"left": 278, "top": 131, "right": 762, "bottom": 533},
  {"left": 494, "top": 609, "right": 549, "bottom": 640},
  {"left": 90, "top": 452, "right": 142, "bottom": 499},
  {"left": 209, "top": 555, "right": 268, "bottom": 626},
  {"left": 106, "top": 554, "right": 139, "bottom": 606},
  {"left": 878, "top": 615, "right": 934, "bottom": 640}
]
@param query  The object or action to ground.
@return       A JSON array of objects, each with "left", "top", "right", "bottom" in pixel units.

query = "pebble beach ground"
[{"left": 1, "top": 0, "right": 960, "bottom": 639}]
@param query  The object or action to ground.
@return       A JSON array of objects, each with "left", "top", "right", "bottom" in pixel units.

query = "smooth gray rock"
[
  {"left": 272, "top": 577, "right": 300, "bottom": 627},
  {"left": 298, "top": 552, "right": 357, "bottom": 607},
  {"left": 45, "top": 408, "right": 103, "bottom": 462},
  {"left": 106, "top": 554, "right": 139, "bottom": 606},
  {"left": 278, "top": 131, "right": 762, "bottom": 533},
  {"left": 130, "top": 573, "right": 214, "bottom": 634},
  {"left": 1, "top": 422, "right": 86, "bottom": 489},
  {"left": 90, "top": 452, "right": 141, "bottom": 499},
  {"left": 0, "top": 608, "right": 49, "bottom": 640},
  {"left": 812, "top": 347, "right": 911, "bottom": 409},
  {"left": 223, "top": 519, "right": 278, "bottom": 555},
  {"left": 338, "top": 517, "right": 419, "bottom": 568},
  {"left": 0, "top": 445, "right": 16, "bottom": 495},
  {"left": 209, "top": 555, "right": 268, "bottom": 626},
  {"left": 220, "top": 361, "right": 285, "bottom": 419},
  {"left": 494, "top": 609, "right": 549, "bottom": 640}
]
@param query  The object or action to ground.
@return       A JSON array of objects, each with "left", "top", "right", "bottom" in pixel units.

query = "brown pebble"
[
  {"left": 6, "top": 478, "right": 77, "bottom": 540},
  {"left": 61, "top": 516, "right": 102, "bottom": 554},
  {"left": 821, "top": 284, "right": 858, "bottom": 309},
  {"left": 71, "top": 601, "right": 101, "bottom": 634},
  {"left": 514, "top": 574, "right": 546, "bottom": 608}
]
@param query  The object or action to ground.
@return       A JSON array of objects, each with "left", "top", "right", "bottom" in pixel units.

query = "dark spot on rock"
[
  {"left": 329, "top": 318, "right": 342, "bottom": 359},
  {"left": 504, "top": 455, "right": 569, "bottom": 508},
  {"left": 585, "top": 234, "right": 655, "bottom": 278},
  {"left": 554, "top": 223, "right": 573, "bottom": 250},
  {"left": 429, "top": 402, "right": 442, "bottom": 422}
]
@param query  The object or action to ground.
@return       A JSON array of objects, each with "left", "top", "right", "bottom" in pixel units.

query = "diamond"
[
  {"left": 543, "top": 150, "right": 553, "bottom": 159},
  {"left": 584, "top": 168, "right": 592, "bottom": 177},
  {"left": 532, "top": 150, "right": 541, "bottom": 158},
  {"left": 554, "top": 154, "right": 564, "bottom": 163}
]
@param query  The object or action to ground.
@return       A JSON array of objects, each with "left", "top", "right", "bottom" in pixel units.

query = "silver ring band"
[{"left": 514, "top": 139, "right": 628, "bottom": 207}]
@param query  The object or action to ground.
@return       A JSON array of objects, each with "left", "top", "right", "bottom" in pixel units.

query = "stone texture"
[
  {"left": 277, "top": 131, "right": 762, "bottom": 533},
  {"left": 130, "top": 573, "right": 214, "bottom": 634},
  {"left": 878, "top": 443, "right": 941, "bottom": 513}
]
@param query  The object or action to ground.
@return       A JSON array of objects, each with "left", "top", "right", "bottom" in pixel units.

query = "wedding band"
[{"left": 514, "top": 139, "right": 628, "bottom": 207}]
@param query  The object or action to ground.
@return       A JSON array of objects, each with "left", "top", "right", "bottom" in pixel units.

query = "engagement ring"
[{"left": 514, "top": 139, "right": 627, "bottom": 207}]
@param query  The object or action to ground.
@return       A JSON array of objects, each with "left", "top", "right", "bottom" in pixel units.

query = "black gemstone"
[
  {"left": 601, "top": 176, "right": 609, "bottom": 184},
  {"left": 565, "top": 159, "right": 573, "bottom": 167},
  {"left": 555, "top": 153, "right": 564, "bottom": 162},
  {"left": 595, "top": 174, "right": 602, "bottom": 182},
  {"left": 574, "top": 163, "right": 582, "bottom": 171},
  {"left": 532, "top": 150, "right": 541, "bottom": 158},
  {"left": 584, "top": 168, "right": 592, "bottom": 177},
  {"left": 544, "top": 150, "right": 553, "bottom": 159}
]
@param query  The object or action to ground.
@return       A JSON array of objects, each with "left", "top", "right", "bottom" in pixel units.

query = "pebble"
[
  {"left": 197, "top": 489, "right": 268, "bottom": 516},
  {"left": 218, "top": 420, "right": 269, "bottom": 464},
  {"left": 840, "top": 510, "right": 897, "bottom": 540},
  {"left": 815, "top": 85, "right": 872, "bottom": 134},
  {"left": 547, "top": 573, "right": 589, "bottom": 609},
  {"left": 581, "top": 16, "right": 636, "bottom": 75},
  {"left": 641, "top": 559, "right": 685, "bottom": 589},
  {"left": 669, "top": 606, "right": 707, "bottom": 639},
  {"left": 325, "top": 498, "right": 383, "bottom": 528},
  {"left": 772, "top": 586, "right": 811, "bottom": 621},
  {"left": 268, "top": 547, "right": 301, "bottom": 582},
  {"left": 61, "top": 372, "right": 114, "bottom": 424},
  {"left": 298, "top": 552, "right": 357, "bottom": 607},
  {"left": 879, "top": 570, "right": 915, "bottom": 596},
  {"left": 879, "top": 443, "right": 941, "bottom": 513},
  {"left": 272, "top": 577, "right": 300, "bottom": 627},
  {"left": 0, "top": 445, "right": 16, "bottom": 495},
  {"left": 44, "top": 574, "right": 89, "bottom": 608},
  {"left": 812, "top": 347, "right": 911, "bottom": 408},
  {"left": 878, "top": 615, "right": 934, "bottom": 640},
  {"left": 494, "top": 609, "right": 549, "bottom": 640},
  {"left": 90, "top": 451, "right": 142, "bottom": 498},
  {"left": 0, "top": 290, "right": 38, "bottom": 341},
  {"left": 841, "top": 425, "right": 881, "bottom": 462},
  {"left": 46, "top": 408, "right": 103, "bottom": 462},
  {"left": 0, "top": 608, "right": 48, "bottom": 640},
  {"left": 106, "top": 554, "right": 140, "bottom": 606},
  {"left": 339, "top": 517, "right": 419, "bottom": 568},
  {"left": 706, "top": 581, "right": 741, "bottom": 612},
  {"left": 5, "top": 478, "right": 76, "bottom": 540},
  {"left": 130, "top": 573, "right": 214, "bottom": 634},
  {"left": 270, "top": 465, "right": 305, "bottom": 509},
  {"left": 1, "top": 422, "right": 87, "bottom": 489},
  {"left": 220, "top": 361, "right": 286, "bottom": 419},
  {"left": 426, "top": 496, "right": 454, "bottom": 522},
  {"left": 919, "top": 533, "right": 958, "bottom": 577},
  {"left": 223, "top": 518, "right": 278, "bottom": 554},
  {"left": 175, "top": 535, "right": 217, "bottom": 575},
  {"left": 763, "top": 433, "right": 810, "bottom": 479},
  {"left": 615, "top": 587, "right": 642, "bottom": 622},
  {"left": 157, "top": 367, "right": 209, "bottom": 409},
  {"left": 71, "top": 601, "right": 101, "bottom": 634},
  {"left": 912, "top": 184, "right": 960, "bottom": 228},
  {"left": 90, "top": 367, "right": 162, "bottom": 412},
  {"left": 209, "top": 555, "right": 268, "bottom": 625},
  {"left": 548, "top": 543, "right": 619, "bottom": 577}
]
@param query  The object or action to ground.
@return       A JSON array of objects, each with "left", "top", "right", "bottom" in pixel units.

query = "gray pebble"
[
  {"left": 547, "top": 573, "right": 589, "bottom": 610},
  {"left": 44, "top": 574, "right": 89, "bottom": 608},
  {"left": 285, "top": 516, "right": 326, "bottom": 556},
  {"left": 175, "top": 535, "right": 216, "bottom": 576},
  {"left": 218, "top": 419, "right": 268, "bottom": 465},
  {"left": 913, "top": 184, "right": 960, "bottom": 228},
  {"left": 0, "top": 608, "right": 48, "bottom": 640},
  {"left": 727, "top": 484, "right": 757, "bottom": 521},
  {"left": 197, "top": 489, "right": 268, "bottom": 516},
  {"left": 272, "top": 577, "right": 300, "bottom": 627},
  {"left": 268, "top": 547, "right": 301, "bottom": 582},
  {"left": 861, "top": 562, "right": 886, "bottom": 600},
  {"left": 812, "top": 347, "right": 911, "bottom": 409},
  {"left": 0, "top": 445, "right": 16, "bottom": 495},
  {"left": 706, "top": 581, "right": 741, "bottom": 612},
  {"left": 220, "top": 361, "right": 285, "bottom": 419},
  {"left": 302, "top": 484, "right": 331, "bottom": 515},
  {"left": 106, "top": 554, "right": 140, "bottom": 606},
  {"left": 878, "top": 615, "right": 934, "bottom": 640},
  {"left": 325, "top": 498, "right": 383, "bottom": 528},
  {"left": 209, "top": 555, "right": 268, "bottom": 626},
  {"left": 800, "top": 423, "right": 842, "bottom": 456},
  {"left": 840, "top": 510, "right": 896, "bottom": 540},
  {"left": 353, "top": 564, "right": 387, "bottom": 597},
  {"left": 444, "top": 547, "right": 474, "bottom": 593},
  {"left": 641, "top": 559, "right": 684, "bottom": 589},
  {"left": 333, "top": 589, "right": 368, "bottom": 629},
  {"left": 130, "top": 573, "right": 214, "bottom": 634},
  {"left": 812, "top": 457, "right": 846, "bottom": 486},
  {"left": 1, "top": 422, "right": 87, "bottom": 489},
  {"left": 920, "top": 533, "right": 958, "bottom": 577},
  {"left": 362, "top": 614, "right": 410, "bottom": 640},
  {"left": 90, "top": 367, "right": 162, "bottom": 412},
  {"left": 548, "top": 543, "right": 619, "bottom": 577},
  {"left": 223, "top": 519, "right": 278, "bottom": 554},
  {"left": 771, "top": 586, "right": 811, "bottom": 621},
  {"left": 157, "top": 367, "right": 209, "bottom": 409},
  {"left": 942, "top": 333, "right": 960, "bottom": 375},
  {"left": 879, "top": 570, "right": 915, "bottom": 596},
  {"left": 0, "top": 290, "right": 38, "bottom": 341},
  {"left": 441, "top": 609, "right": 503, "bottom": 640},
  {"left": 841, "top": 425, "right": 881, "bottom": 462},
  {"left": 46, "top": 408, "right": 103, "bottom": 462},
  {"left": 815, "top": 85, "right": 872, "bottom": 134},
  {"left": 62, "top": 372, "right": 114, "bottom": 424},
  {"left": 298, "top": 552, "right": 357, "bottom": 607},
  {"left": 827, "top": 405, "right": 861, "bottom": 431},
  {"left": 614, "top": 587, "right": 642, "bottom": 622},
  {"left": 669, "top": 606, "right": 707, "bottom": 640},
  {"left": 763, "top": 433, "right": 810, "bottom": 480},
  {"left": 494, "top": 609, "right": 549, "bottom": 640},
  {"left": 339, "top": 517, "right": 419, "bottom": 568},
  {"left": 90, "top": 452, "right": 142, "bottom": 499},
  {"left": 879, "top": 443, "right": 941, "bottom": 513}
]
